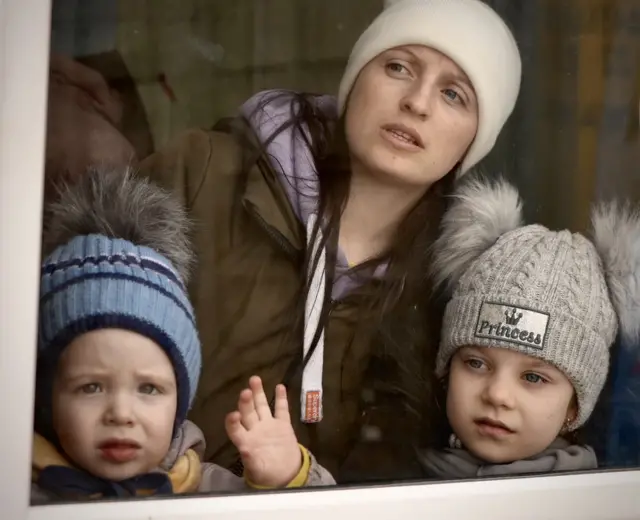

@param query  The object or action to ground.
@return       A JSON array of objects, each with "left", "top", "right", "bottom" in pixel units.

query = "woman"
[{"left": 139, "top": 0, "right": 522, "bottom": 482}]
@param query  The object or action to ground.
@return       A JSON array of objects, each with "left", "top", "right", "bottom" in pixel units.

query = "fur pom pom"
[
  {"left": 431, "top": 175, "right": 523, "bottom": 293},
  {"left": 592, "top": 201, "right": 640, "bottom": 346},
  {"left": 383, "top": 0, "right": 405, "bottom": 8},
  {"left": 42, "top": 166, "right": 194, "bottom": 283}
]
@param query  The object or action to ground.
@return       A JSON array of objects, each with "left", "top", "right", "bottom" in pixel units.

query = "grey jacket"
[{"left": 418, "top": 437, "right": 597, "bottom": 479}]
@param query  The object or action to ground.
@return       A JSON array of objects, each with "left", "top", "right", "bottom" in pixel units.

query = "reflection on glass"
[{"left": 34, "top": 0, "right": 640, "bottom": 505}]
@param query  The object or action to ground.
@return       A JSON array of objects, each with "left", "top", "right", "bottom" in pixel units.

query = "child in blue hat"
[{"left": 32, "top": 168, "right": 334, "bottom": 503}]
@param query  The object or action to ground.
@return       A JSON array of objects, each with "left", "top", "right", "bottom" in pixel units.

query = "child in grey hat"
[{"left": 420, "top": 176, "right": 640, "bottom": 478}]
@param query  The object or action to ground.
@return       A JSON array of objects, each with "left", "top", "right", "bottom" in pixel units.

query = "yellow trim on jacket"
[
  {"left": 245, "top": 444, "right": 311, "bottom": 489},
  {"left": 32, "top": 433, "right": 202, "bottom": 495}
]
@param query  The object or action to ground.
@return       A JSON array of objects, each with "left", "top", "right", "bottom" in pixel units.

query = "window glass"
[{"left": 22, "top": 0, "right": 640, "bottom": 514}]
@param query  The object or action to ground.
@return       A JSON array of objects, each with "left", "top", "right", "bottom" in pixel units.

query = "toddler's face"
[
  {"left": 446, "top": 346, "right": 576, "bottom": 464},
  {"left": 51, "top": 329, "right": 177, "bottom": 481}
]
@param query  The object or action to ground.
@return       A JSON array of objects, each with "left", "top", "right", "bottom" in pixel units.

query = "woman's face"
[{"left": 345, "top": 45, "right": 478, "bottom": 188}]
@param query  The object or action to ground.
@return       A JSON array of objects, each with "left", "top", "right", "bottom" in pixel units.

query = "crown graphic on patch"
[{"left": 504, "top": 308, "right": 523, "bottom": 326}]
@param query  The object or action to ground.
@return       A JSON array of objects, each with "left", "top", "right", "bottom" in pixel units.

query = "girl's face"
[
  {"left": 446, "top": 346, "right": 577, "bottom": 464},
  {"left": 52, "top": 329, "right": 177, "bottom": 481},
  {"left": 345, "top": 45, "right": 478, "bottom": 189}
]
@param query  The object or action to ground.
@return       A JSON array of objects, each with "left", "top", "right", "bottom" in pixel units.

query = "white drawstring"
[{"left": 301, "top": 213, "right": 326, "bottom": 423}]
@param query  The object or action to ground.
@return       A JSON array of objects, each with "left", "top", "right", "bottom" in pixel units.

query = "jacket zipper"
[
  {"left": 229, "top": 206, "right": 296, "bottom": 477},
  {"left": 245, "top": 200, "right": 348, "bottom": 392},
  {"left": 245, "top": 203, "right": 298, "bottom": 260}
]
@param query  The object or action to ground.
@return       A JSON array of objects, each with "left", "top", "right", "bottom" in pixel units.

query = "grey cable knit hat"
[{"left": 431, "top": 176, "right": 640, "bottom": 430}]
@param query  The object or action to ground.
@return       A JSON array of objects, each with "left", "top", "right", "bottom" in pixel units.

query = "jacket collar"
[
  {"left": 214, "top": 116, "right": 304, "bottom": 254},
  {"left": 32, "top": 433, "right": 202, "bottom": 498}
]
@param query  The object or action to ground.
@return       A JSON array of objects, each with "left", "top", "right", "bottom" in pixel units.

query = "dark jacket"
[{"left": 138, "top": 90, "right": 445, "bottom": 481}]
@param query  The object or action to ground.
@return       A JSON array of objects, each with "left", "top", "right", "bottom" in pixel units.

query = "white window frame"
[{"left": 2, "top": 1, "right": 640, "bottom": 519}]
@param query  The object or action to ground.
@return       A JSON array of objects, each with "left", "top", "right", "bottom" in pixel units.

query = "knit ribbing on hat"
[
  {"left": 437, "top": 226, "right": 617, "bottom": 430},
  {"left": 337, "top": 0, "right": 522, "bottom": 174},
  {"left": 39, "top": 234, "right": 202, "bottom": 425}
]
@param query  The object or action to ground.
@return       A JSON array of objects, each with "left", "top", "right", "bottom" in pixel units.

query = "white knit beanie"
[{"left": 337, "top": 0, "right": 522, "bottom": 174}]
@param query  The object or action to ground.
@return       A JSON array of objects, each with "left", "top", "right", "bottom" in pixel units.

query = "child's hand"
[{"left": 225, "top": 376, "right": 301, "bottom": 488}]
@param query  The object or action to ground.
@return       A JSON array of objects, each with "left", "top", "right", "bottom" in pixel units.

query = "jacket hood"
[
  {"left": 240, "top": 89, "right": 384, "bottom": 300},
  {"left": 160, "top": 419, "right": 206, "bottom": 469},
  {"left": 240, "top": 89, "right": 336, "bottom": 229}
]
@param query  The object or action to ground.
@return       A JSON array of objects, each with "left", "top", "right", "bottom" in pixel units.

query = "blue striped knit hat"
[{"left": 38, "top": 168, "right": 201, "bottom": 429}]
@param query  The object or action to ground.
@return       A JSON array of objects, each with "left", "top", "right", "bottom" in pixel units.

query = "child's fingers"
[
  {"left": 225, "top": 411, "right": 248, "bottom": 447},
  {"left": 273, "top": 384, "right": 291, "bottom": 422},
  {"left": 238, "top": 387, "right": 259, "bottom": 429},
  {"left": 249, "top": 376, "right": 272, "bottom": 421}
]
